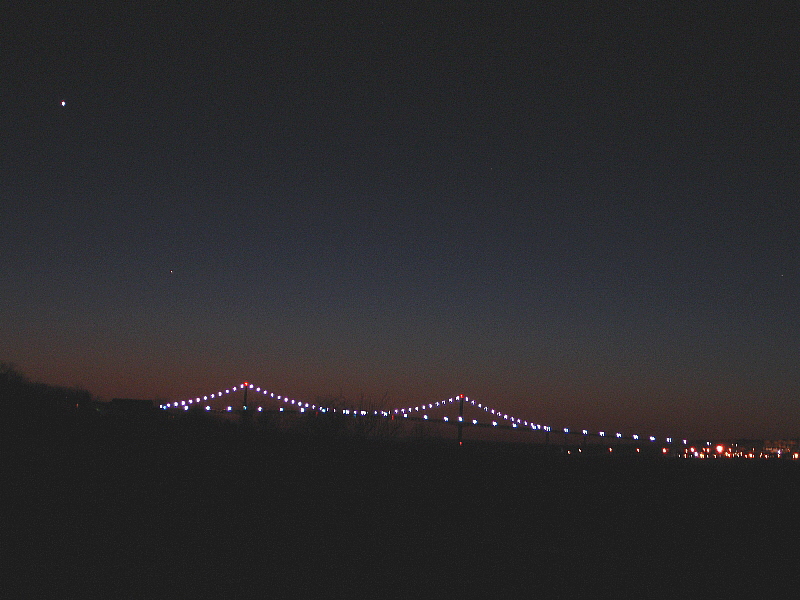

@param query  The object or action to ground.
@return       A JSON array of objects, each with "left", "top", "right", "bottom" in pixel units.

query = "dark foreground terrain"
[{"left": 5, "top": 408, "right": 799, "bottom": 599}]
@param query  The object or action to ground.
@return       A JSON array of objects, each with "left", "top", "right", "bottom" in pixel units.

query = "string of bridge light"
[
  {"left": 161, "top": 383, "right": 687, "bottom": 446},
  {"left": 159, "top": 382, "right": 327, "bottom": 415},
  {"left": 385, "top": 394, "right": 687, "bottom": 445}
]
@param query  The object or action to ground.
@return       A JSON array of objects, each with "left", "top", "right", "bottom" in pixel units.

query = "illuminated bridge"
[{"left": 154, "top": 381, "right": 794, "bottom": 459}]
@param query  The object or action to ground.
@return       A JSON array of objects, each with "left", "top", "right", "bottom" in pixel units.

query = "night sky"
[{"left": 3, "top": 1, "right": 798, "bottom": 439}]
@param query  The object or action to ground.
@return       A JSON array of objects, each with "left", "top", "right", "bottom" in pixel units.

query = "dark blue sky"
[{"left": 2, "top": 1, "right": 798, "bottom": 438}]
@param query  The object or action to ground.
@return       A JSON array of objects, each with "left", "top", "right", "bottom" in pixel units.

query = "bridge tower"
[
  {"left": 457, "top": 394, "right": 465, "bottom": 446},
  {"left": 241, "top": 382, "right": 252, "bottom": 424}
]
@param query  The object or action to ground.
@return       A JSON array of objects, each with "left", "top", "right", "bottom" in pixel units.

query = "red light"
[{"left": 243, "top": 381, "right": 249, "bottom": 386}]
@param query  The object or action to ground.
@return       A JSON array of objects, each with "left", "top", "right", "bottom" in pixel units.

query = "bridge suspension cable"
[{"left": 160, "top": 382, "right": 688, "bottom": 446}]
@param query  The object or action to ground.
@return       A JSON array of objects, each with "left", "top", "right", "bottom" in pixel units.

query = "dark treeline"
[
  {"left": 0, "top": 362, "right": 93, "bottom": 414},
  {"left": 5, "top": 366, "right": 800, "bottom": 598}
]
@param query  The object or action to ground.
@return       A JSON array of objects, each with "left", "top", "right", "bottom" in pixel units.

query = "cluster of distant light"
[
  {"left": 161, "top": 384, "right": 690, "bottom": 446},
  {"left": 679, "top": 444, "right": 800, "bottom": 460}
]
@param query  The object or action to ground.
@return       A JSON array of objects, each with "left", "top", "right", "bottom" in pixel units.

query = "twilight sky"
[{"left": 2, "top": 1, "right": 798, "bottom": 439}]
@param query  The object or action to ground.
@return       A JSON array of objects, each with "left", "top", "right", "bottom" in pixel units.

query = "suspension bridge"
[
  {"left": 155, "top": 382, "right": 800, "bottom": 459},
  {"left": 157, "top": 381, "right": 723, "bottom": 455}
]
